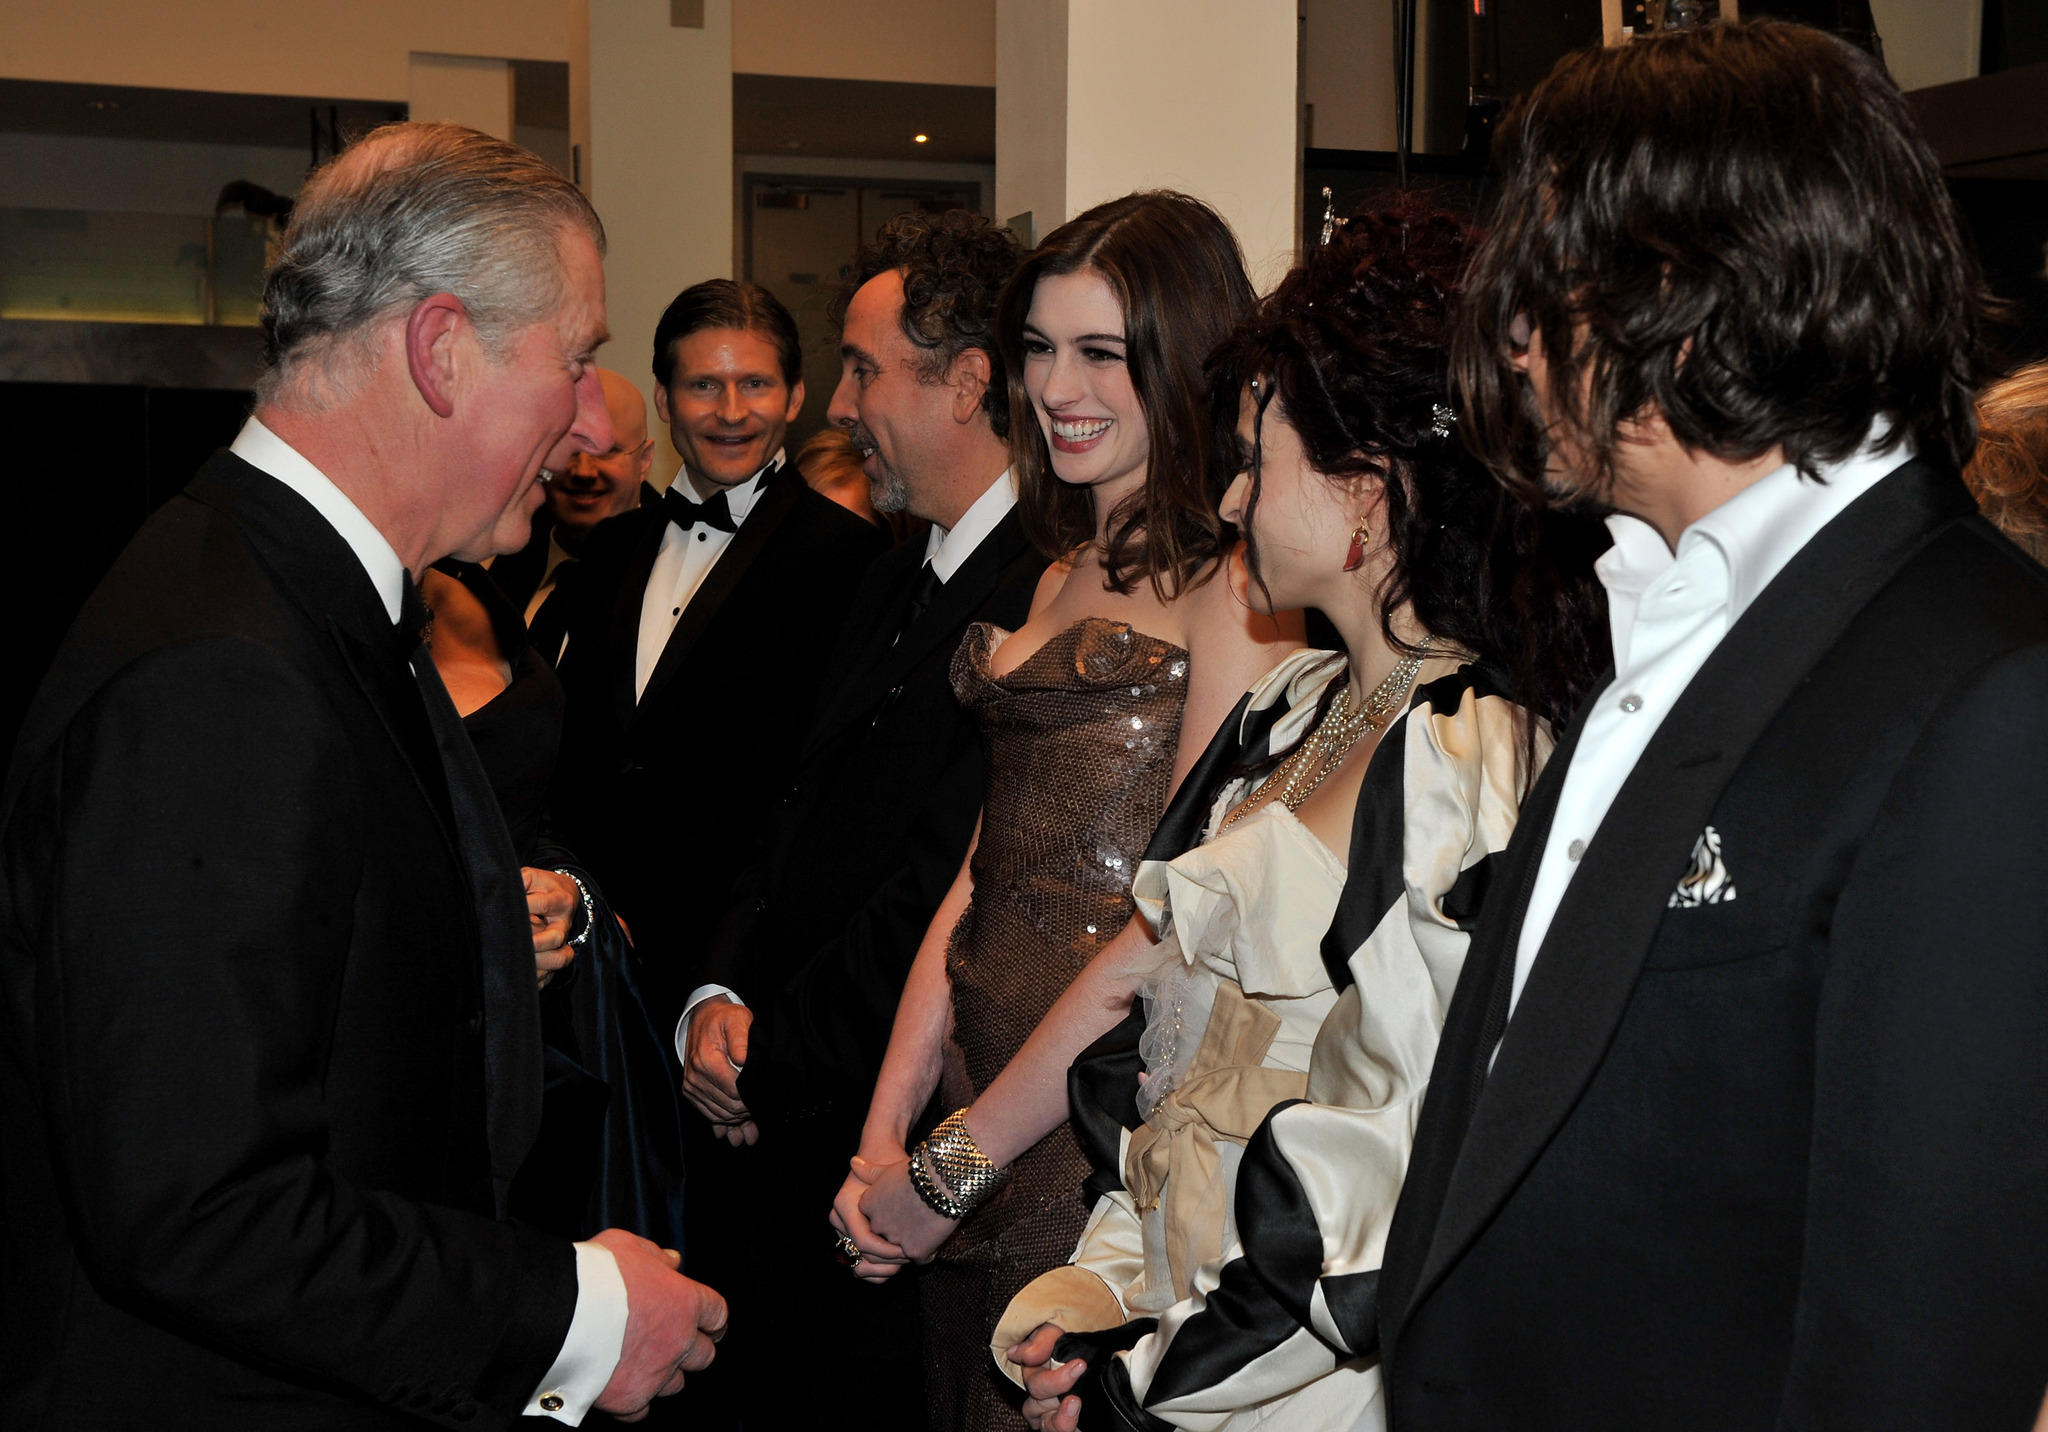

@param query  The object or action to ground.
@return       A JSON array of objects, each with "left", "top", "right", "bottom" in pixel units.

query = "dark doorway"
[{"left": 2, "top": 380, "right": 249, "bottom": 761}]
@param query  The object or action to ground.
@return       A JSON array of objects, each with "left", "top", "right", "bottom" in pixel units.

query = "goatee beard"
[
  {"left": 870, "top": 466, "right": 911, "bottom": 514},
  {"left": 849, "top": 422, "right": 911, "bottom": 514}
]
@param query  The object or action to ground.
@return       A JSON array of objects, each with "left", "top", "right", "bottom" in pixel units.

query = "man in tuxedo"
[
  {"left": 1373, "top": 23, "right": 2048, "bottom": 1431},
  {"left": 669, "top": 210, "right": 1039, "bottom": 1430},
  {"left": 0, "top": 123, "right": 724, "bottom": 1429},
  {"left": 489, "top": 366, "right": 655, "bottom": 658},
  {"left": 548, "top": 279, "right": 886, "bottom": 1041}
]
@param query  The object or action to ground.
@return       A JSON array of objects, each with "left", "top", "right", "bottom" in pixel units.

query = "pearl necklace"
[{"left": 1219, "top": 639, "right": 1432, "bottom": 832}]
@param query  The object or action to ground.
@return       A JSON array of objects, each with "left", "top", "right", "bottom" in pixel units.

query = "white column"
[
  {"left": 997, "top": 0, "right": 1299, "bottom": 286},
  {"left": 588, "top": 0, "right": 734, "bottom": 485}
]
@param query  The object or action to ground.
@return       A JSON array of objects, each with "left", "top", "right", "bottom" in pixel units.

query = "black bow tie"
[{"left": 662, "top": 484, "right": 738, "bottom": 535}]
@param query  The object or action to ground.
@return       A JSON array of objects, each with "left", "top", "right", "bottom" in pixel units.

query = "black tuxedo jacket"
[
  {"left": 0, "top": 452, "right": 574, "bottom": 1430},
  {"left": 489, "top": 482, "right": 661, "bottom": 626},
  {"left": 548, "top": 460, "right": 886, "bottom": 1030},
  {"left": 1379, "top": 460, "right": 2048, "bottom": 1431},
  {"left": 488, "top": 506, "right": 557, "bottom": 614},
  {"left": 672, "top": 505, "right": 1042, "bottom": 1432},
  {"left": 708, "top": 504, "right": 1045, "bottom": 1133}
]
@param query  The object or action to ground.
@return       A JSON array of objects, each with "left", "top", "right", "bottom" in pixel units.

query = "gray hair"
[{"left": 257, "top": 122, "right": 605, "bottom": 406}]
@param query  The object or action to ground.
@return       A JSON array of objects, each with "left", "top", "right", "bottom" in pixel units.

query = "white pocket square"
[{"left": 1670, "top": 825, "right": 1738, "bottom": 908}]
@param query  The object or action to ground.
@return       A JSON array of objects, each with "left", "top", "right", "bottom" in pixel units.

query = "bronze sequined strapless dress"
[{"left": 924, "top": 616, "right": 1189, "bottom": 1432}]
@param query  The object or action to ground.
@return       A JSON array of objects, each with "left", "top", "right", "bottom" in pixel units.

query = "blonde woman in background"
[{"left": 1963, "top": 360, "right": 2048, "bottom": 561}]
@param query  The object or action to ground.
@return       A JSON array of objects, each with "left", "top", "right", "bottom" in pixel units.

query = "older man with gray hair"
[{"left": 0, "top": 123, "right": 723, "bottom": 1430}]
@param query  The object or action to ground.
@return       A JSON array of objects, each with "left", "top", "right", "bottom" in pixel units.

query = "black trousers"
[{"left": 664, "top": 1122, "right": 925, "bottom": 1432}]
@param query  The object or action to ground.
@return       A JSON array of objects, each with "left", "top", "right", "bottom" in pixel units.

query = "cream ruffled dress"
[{"left": 995, "top": 648, "right": 1545, "bottom": 1431}]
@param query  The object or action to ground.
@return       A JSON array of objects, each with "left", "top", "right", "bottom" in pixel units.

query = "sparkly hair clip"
[
  {"left": 1431, "top": 403, "right": 1457, "bottom": 439},
  {"left": 1319, "top": 186, "right": 1337, "bottom": 247}
]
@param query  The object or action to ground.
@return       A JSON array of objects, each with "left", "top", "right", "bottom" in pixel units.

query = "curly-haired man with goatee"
[{"left": 674, "top": 209, "right": 1045, "bottom": 1431}]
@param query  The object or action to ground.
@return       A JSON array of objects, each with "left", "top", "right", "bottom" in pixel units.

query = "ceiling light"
[{"left": 914, "top": 133, "right": 928, "bottom": 144}]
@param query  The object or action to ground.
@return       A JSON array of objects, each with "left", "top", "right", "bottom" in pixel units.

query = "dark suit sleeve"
[
  {"left": 731, "top": 727, "right": 984, "bottom": 1126},
  {"left": 1781, "top": 644, "right": 2048, "bottom": 1430},
  {"left": 28, "top": 638, "right": 574, "bottom": 1429}
]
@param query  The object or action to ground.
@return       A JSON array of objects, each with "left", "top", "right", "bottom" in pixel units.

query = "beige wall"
[
  {"left": 0, "top": 0, "right": 571, "bottom": 99},
  {"left": 1870, "top": 0, "right": 1982, "bottom": 92},
  {"left": 732, "top": 0, "right": 995, "bottom": 85},
  {"left": 1001, "top": 0, "right": 1299, "bottom": 287},
  {"left": 1300, "top": 0, "right": 1395, "bottom": 152},
  {"left": 589, "top": 0, "right": 735, "bottom": 488},
  {"left": 409, "top": 54, "right": 515, "bottom": 140}
]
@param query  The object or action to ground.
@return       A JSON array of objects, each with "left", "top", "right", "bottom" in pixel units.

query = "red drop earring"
[{"left": 1343, "top": 517, "right": 1371, "bottom": 572}]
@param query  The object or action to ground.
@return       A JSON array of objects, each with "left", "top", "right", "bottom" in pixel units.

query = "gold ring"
[{"left": 834, "top": 1235, "right": 864, "bottom": 1268}]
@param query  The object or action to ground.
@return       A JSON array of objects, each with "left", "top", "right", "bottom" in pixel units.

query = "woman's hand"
[
  {"left": 1009, "top": 1323, "right": 1084, "bottom": 1431},
  {"left": 523, "top": 867, "right": 580, "bottom": 988},
  {"left": 858, "top": 1151, "right": 959, "bottom": 1261},
  {"left": 830, "top": 1154, "right": 912, "bottom": 1285}
]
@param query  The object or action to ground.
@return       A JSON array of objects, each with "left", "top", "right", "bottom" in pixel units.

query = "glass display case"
[{"left": 0, "top": 207, "right": 274, "bottom": 326}]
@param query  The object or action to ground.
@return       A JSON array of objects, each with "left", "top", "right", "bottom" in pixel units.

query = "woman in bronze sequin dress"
[{"left": 830, "top": 193, "right": 1303, "bottom": 1432}]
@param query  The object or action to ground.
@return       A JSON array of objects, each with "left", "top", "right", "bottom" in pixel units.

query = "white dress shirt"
[
  {"left": 230, "top": 417, "right": 629, "bottom": 1425},
  {"left": 1506, "top": 424, "right": 1911, "bottom": 1026},
  {"left": 923, "top": 466, "right": 1019, "bottom": 581},
  {"left": 232, "top": 419, "right": 407, "bottom": 622},
  {"left": 635, "top": 456, "right": 778, "bottom": 702},
  {"left": 674, "top": 467, "right": 1020, "bottom": 1056}
]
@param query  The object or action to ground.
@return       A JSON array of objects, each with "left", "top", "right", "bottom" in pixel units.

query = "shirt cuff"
[
  {"left": 525, "top": 1240, "right": 629, "bottom": 1423},
  {"left": 675, "top": 984, "right": 745, "bottom": 1064}
]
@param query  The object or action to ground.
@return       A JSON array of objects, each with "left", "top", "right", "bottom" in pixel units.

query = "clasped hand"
[
  {"left": 1008, "top": 1323, "right": 1085, "bottom": 1432},
  {"left": 826, "top": 1146, "right": 959, "bottom": 1284},
  {"left": 524, "top": 867, "right": 580, "bottom": 989},
  {"left": 682, "top": 996, "right": 758, "bottom": 1145}
]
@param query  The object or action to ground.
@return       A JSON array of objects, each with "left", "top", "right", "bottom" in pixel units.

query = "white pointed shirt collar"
[
  {"left": 922, "top": 468, "right": 1019, "bottom": 582},
  {"left": 1595, "top": 422, "right": 1912, "bottom": 673},
  {"left": 230, "top": 416, "right": 407, "bottom": 623}
]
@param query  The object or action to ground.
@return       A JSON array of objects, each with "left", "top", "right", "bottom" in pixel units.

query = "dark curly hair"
[
  {"left": 1210, "top": 200, "right": 1611, "bottom": 744},
  {"left": 1456, "top": 19, "right": 2000, "bottom": 504},
  {"left": 999, "top": 190, "right": 1254, "bottom": 597},
  {"left": 828, "top": 208, "right": 1023, "bottom": 438}
]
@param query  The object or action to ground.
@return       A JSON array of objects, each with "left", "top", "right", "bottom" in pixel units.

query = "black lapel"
[
  {"left": 606, "top": 512, "right": 667, "bottom": 730},
  {"left": 807, "top": 510, "right": 1028, "bottom": 751},
  {"left": 407, "top": 630, "right": 545, "bottom": 1214},
  {"left": 187, "top": 455, "right": 463, "bottom": 868},
  {"left": 332, "top": 626, "right": 463, "bottom": 863},
  {"left": 886, "top": 511, "right": 1027, "bottom": 681},
  {"left": 485, "top": 510, "right": 553, "bottom": 611},
  {"left": 1379, "top": 685, "right": 1587, "bottom": 1347},
  {"left": 1403, "top": 457, "right": 1976, "bottom": 1317},
  {"left": 636, "top": 460, "right": 802, "bottom": 714},
  {"left": 801, "top": 541, "right": 926, "bottom": 755}
]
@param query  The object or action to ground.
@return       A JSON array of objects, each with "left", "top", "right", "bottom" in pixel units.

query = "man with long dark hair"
[{"left": 1378, "top": 21, "right": 2048, "bottom": 1431}]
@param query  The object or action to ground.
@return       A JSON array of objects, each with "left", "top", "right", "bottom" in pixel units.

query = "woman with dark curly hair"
[
  {"left": 830, "top": 191, "right": 1304, "bottom": 1432},
  {"left": 945, "top": 201, "right": 1608, "bottom": 1432}
]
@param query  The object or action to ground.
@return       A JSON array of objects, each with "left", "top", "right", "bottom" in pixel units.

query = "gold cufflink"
[{"left": 539, "top": 1393, "right": 565, "bottom": 1412}]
